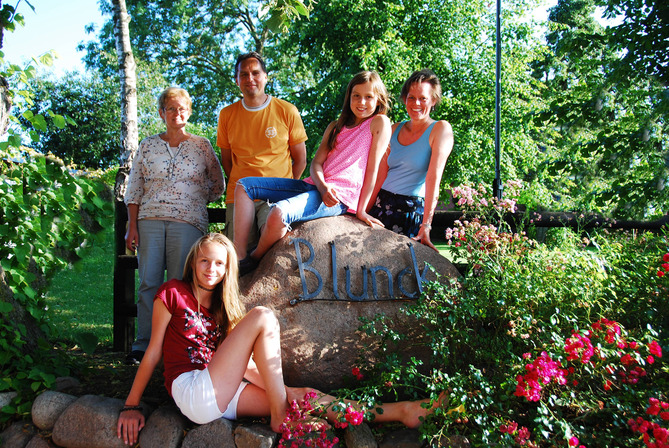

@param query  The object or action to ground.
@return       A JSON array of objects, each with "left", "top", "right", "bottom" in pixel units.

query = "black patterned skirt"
[{"left": 369, "top": 189, "right": 424, "bottom": 238}]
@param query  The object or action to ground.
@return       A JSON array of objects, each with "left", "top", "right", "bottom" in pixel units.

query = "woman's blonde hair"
[
  {"left": 158, "top": 86, "right": 193, "bottom": 112},
  {"left": 327, "top": 71, "right": 390, "bottom": 150},
  {"left": 182, "top": 233, "right": 245, "bottom": 342}
]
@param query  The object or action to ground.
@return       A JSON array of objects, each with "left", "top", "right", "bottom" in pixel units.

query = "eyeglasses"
[{"left": 164, "top": 106, "right": 189, "bottom": 114}]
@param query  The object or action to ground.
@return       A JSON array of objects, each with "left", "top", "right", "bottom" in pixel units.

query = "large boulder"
[{"left": 240, "top": 215, "right": 459, "bottom": 391}]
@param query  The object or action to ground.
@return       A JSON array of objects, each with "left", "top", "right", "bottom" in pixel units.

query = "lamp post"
[{"left": 493, "top": 0, "right": 503, "bottom": 200}]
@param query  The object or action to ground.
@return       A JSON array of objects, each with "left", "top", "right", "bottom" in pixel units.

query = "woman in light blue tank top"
[{"left": 369, "top": 69, "right": 454, "bottom": 251}]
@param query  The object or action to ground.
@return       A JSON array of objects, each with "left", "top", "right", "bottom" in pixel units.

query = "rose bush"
[
  {"left": 278, "top": 390, "right": 370, "bottom": 447},
  {"left": 326, "top": 182, "right": 669, "bottom": 447}
]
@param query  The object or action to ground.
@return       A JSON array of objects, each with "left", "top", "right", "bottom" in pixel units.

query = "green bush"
[
  {"left": 0, "top": 145, "right": 113, "bottom": 422},
  {"left": 340, "top": 182, "right": 668, "bottom": 447},
  {"left": 0, "top": 50, "right": 114, "bottom": 423}
]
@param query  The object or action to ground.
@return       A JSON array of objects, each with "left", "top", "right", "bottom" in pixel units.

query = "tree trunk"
[
  {"left": 0, "top": 0, "right": 4, "bottom": 51},
  {"left": 111, "top": 0, "right": 139, "bottom": 201},
  {"left": 0, "top": 0, "right": 12, "bottom": 136}
]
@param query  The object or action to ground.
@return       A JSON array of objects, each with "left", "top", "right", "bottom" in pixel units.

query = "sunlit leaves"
[
  {"left": 262, "top": 0, "right": 311, "bottom": 32},
  {"left": 532, "top": 0, "right": 668, "bottom": 219},
  {"left": 0, "top": 41, "right": 114, "bottom": 421},
  {"left": 22, "top": 73, "right": 123, "bottom": 168}
]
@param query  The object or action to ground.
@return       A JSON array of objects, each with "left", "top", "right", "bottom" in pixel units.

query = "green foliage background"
[
  {"left": 0, "top": 45, "right": 114, "bottom": 421},
  {"left": 63, "top": 0, "right": 667, "bottom": 219}
]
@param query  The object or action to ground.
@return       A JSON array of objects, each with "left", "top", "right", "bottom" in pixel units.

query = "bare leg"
[
  {"left": 207, "top": 307, "right": 287, "bottom": 432},
  {"left": 250, "top": 206, "right": 289, "bottom": 260},
  {"left": 235, "top": 383, "right": 271, "bottom": 417},
  {"left": 291, "top": 388, "right": 446, "bottom": 429},
  {"left": 233, "top": 185, "right": 257, "bottom": 259},
  {"left": 237, "top": 386, "right": 330, "bottom": 430},
  {"left": 367, "top": 396, "right": 444, "bottom": 428}
]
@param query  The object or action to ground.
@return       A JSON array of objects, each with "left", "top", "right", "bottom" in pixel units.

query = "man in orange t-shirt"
[{"left": 217, "top": 52, "right": 307, "bottom": 251}]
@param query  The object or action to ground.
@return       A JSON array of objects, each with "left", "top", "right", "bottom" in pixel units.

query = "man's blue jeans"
[{"left": 237, "top": 177, "right": 349, "bottom": 229}]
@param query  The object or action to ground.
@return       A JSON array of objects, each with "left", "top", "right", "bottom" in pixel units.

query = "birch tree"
[{"left": 111, "top": 0, "right": 138, "bottom": 200}]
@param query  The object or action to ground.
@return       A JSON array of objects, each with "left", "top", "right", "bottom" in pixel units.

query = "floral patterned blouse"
[{"left": 124, "top": 134, "right": 225, "bottom": 233}]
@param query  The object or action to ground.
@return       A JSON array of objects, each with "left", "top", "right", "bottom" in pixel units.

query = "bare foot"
[
  {"left": 402, "top": 392, "right": 447, "bottom": 428},
  {"left": 274, "top": 387, "right": 331, "bottom": 434},
  {"left": 286, "top": 386, "right": 322, "bottom": 405},
  {"left": 270, "top": 406, "right": 287, "bottom": 433},
  {"left": 278, "top": 415, "right": 331, "bottom": 434}
]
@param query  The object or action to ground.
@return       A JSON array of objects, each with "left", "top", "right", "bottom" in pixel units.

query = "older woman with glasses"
[{"left": 123, "top": 86, "right": 225, "bottom": 365}]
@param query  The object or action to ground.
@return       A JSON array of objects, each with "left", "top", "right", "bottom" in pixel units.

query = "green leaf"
[
  {"left": 291, "top": 0, "right": 309, "bottom": 17},
  {"left": 75, "top": 332, "right": 99, "bottom": 355},
  {"left": 7, "top": 135, "right": 21, "bottom": 148},
  {"left": 23, "top": 286, "right": 37, "bottom": 300},
  {"left": 0, "top": 302, "right": 14, "bottom": 313},
  {"left": 52, "top": 114, "right": 67, "bottom": 129},
  {"left": 30, "top": 114, "right": 47, "bottom": 132},
  {"left": 39, "top": 52, "right": 55, "bottom": 67},
  {"left": 265, "top": 11, "right": 284, "bottom": 33}
]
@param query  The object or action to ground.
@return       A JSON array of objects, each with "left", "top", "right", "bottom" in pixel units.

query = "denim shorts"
[
  {"left": 236, "top": 177, "right": 348, "bottom": 228},
  {"left": 171, "top": 368, "right": 247, "bottom": 424}
]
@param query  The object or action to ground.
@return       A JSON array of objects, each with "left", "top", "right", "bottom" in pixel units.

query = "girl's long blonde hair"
[
  {"left": 182, "top": 233, "right": 245, "bottom": 343},
  {"left": 326, "top": 70, "right": 390, "bottom": 150}
]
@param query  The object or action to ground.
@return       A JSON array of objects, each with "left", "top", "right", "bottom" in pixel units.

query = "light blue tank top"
[{"left": 382, "top": 121, "right": 436, "bottom": 198}]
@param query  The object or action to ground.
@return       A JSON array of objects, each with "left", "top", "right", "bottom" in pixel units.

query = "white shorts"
[{"left": 171, "top": 368, "right": 247, "bottom": 424}]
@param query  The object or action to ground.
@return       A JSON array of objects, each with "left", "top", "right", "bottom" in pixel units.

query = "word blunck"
[{"left": 290, "top": 238, "right": 430, "bottom": 305}]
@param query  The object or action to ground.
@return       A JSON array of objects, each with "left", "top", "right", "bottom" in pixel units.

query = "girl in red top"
[{"left": 117, "top": 233, "right": 441, "bottom": 445}]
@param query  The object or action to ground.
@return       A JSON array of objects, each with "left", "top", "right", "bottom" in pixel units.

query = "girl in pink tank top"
[{"left": 233, "top": 71, "right": 393, "bottom": 273}]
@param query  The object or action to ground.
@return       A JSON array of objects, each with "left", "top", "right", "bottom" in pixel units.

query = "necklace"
[
  {"left": 198, "top": 284, "right": 215, "bottom": 292},
  {"left": 192, "top": 285, "right": 204, "bottom": 329}
]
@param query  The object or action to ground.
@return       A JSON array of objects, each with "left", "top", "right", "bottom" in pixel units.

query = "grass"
[{"left": 45, "top": 226, "right": 115, "bottom": 349}]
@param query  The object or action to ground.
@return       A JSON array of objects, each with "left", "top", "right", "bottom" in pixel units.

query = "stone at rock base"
[
  {"left": 378, "top": 428, "right": 422, "bottom": 448},
  {"left": 31, "top": 390, "right": 77, "bottom": 430},
  {"left": 139, "top": 405, "right": 187, "bottom": 448},
  {"left": 0, "top": 391, "right": 18, "bottom": 410},
  {"left": 343, "top": 423, "right": 377, "bottom": 448},
  {"left": 181, "top": 417, "right": 234, "bottom": 448},
  {"left": 233, "top": 423, "right": 278, "bottom": 448},
  {"left": 26, "top": 435, "right": 58, "bottom": 448},
  {"left": 0, "top": 421, "right": 37, "bottom": 448},
  {"left": 51, "top": 395, "right": 150, "bottom": 448},
  {"left": 240, "top": 215, "right": 459, "bottom": 391}
]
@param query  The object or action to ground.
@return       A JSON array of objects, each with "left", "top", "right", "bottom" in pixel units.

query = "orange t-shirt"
[{"left": 217, "top": 97, "right": 307, "bottom": 203}]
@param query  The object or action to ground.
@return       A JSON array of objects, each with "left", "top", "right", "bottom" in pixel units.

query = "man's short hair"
[{"left": 235, "top": 51, "right": 267, "bottom": 78}]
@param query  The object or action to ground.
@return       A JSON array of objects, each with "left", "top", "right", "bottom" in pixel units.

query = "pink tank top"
[{"left": 305, "top": 118, "right": 373, "bottom": 212}]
